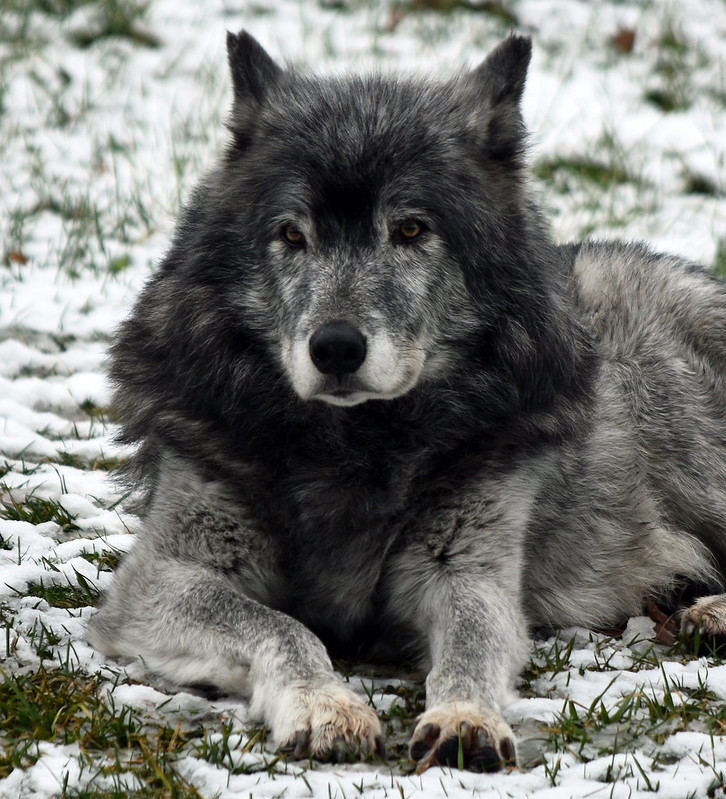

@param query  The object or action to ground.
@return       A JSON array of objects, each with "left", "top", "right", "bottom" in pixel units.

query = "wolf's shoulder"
[
  {"left": 564, "top": 239, "right": 726, "bottom": 357},
  {"left": 568, "top": 239, "right": 725, "bottom": 307}
]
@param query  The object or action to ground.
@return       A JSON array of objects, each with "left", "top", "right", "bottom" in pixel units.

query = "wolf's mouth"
[{"left": 312, "top": 387, "right": 371, "bottom": 407}]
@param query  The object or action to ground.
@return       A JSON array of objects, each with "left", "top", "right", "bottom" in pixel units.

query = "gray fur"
[{"left": 87, "top": 32, "right": 726, "bottom": 771}]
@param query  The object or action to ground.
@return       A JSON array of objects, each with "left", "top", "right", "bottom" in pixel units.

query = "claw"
[
  {"left": 476, "top": 728, "right": 490, "bottom": 748},
  {"left": 409, "top": 722, "right": 440, "bottom": 762},
  {"left": 293, "top": 729, "right": 310, "bottom": 759},
  {"left": 500, "top": 736, "right": 517, "bottom": 765},
  {"left": 332, "top": 739, "right": 355, "bottom": 762}
]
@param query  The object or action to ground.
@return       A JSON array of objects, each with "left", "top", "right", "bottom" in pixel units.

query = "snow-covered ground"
[{"left": 1, "top": 1, "right": 726, "bottom": 796}]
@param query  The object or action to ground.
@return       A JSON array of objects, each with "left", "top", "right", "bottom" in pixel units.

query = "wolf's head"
[
  {"left": 206, "top": 31, "right": 566, "bottom": 408},
  {"left": 117, "top": 33, "right": 592, "bottom": 446}
]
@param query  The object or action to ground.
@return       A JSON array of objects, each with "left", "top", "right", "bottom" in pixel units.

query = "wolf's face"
[
  {"left": 207, "top": 33, "right": 534, "bottom": 406},
  {"left": 264, "top": 174, "right": 479, "bottom": 407},
  {"left": 248, "top": 125, "right": 474, "bottom": 406},
  {"left": 273, "top": 221, "right": 453, "bottom": 407}
]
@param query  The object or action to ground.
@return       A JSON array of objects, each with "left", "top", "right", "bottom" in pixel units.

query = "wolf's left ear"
[
  {"left": 467, "top": 35, "right": 532, "bottom": 166},
  {"left": 472, "top": 34, "right": 532, "bottom": 108}
]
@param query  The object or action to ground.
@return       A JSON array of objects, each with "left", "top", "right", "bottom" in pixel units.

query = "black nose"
[{"left": 309, "top": 321, "right": 367, "bottom": 377}]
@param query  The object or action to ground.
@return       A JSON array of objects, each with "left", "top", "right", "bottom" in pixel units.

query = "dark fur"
[{"left": 88, "top": 32, "right": 726, "bottom": 771}]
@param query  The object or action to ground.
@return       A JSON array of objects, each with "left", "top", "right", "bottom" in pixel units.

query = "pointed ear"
[
  {"left": 225, "top": 31, "right": 283, "bottom": 152},
  {"left": 472, "top": 34, "right": 532, "bottom": 107},
  {"left": 466, "top": 35, "right": 532, "bottom": 167},
  {"left": 226, "top": 30, "right": 282, "bottom": 104}
]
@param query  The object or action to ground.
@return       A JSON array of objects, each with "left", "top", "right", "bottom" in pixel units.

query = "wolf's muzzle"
[{"left": 309, "top": 321, "right": 367, "bottom": 379}]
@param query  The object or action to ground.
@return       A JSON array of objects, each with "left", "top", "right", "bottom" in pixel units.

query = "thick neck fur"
[{"left": 112, "top": 269, "right": 598, "bottom": 527}]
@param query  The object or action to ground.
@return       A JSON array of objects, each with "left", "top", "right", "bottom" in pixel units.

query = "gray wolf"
[{"left": 87, "top": 31, "right": 726, "bottom": 772}]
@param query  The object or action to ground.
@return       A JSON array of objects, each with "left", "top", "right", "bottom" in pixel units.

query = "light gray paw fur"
[
  {"left": 409, "top": 700, "right": 517, "bottom": 772},
  {"left": 253, "top": 679, "right": 385, "bottom": 760}
]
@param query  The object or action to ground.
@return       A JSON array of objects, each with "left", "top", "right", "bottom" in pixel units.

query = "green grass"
[
  {"left": 0, "top": 667, "right": 210, "bottom": 797},
  {"left": 534, "top": 155, "right": 634, "bottom": 191},
  {"left": 193, "top": 722, "right": 288, "bottom": 776},
  {"left": 533, "top": 129, "right": 659, "bottom": 237},
  {"left": 0, "top": 493, "right": 80, "bottom": 533},
  {"left": 71, "top": 1, "right": 161, "bottom": 49},
  {"left": 80, "top": 549, "right": 123, "bottom": 572},
  {"left": 0, "top": 668, "right": 123, "bottom": 776},
  {"left": 47, "top": 451, "right": 127, "bottom": 472},
  {"left": 0, "top": 0, "right": 159, "bottom": 49},
  {"left": 518, "top": 629, "right": 726, "bottom": 780},
  {"left": 0, "top": 662, "right": 321, "bottom": 794},
  {"left": 714, "top": 241, "right": 726, "bottom": 279},
  {"left": 24, "top": 573, "right": 102, "bottom": 608},
  {"left": 644, "top": 19, "right": 699, "bottom": 113},
  {"left": 683, "top": 171, "right": 721, "bottom": 197},
  {"left": 3, "top": 0, "right": 93, "bottom": 13},
  {"left": 395, "top": 0, "right": 518, "bottom": 24}
]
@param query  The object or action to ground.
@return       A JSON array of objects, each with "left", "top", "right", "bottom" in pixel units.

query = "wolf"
[{"left": 87, "top": 31, "right": 726, "bottom": 772}]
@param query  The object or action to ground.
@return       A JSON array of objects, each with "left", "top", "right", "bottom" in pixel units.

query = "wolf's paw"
[
  {"left": 409, "top": 701, "right": 516, "bottom": 772},
  {"left": 681, "top": 594, "right": 726, "bottom": 638},
  {"left": 272, "top": 681, "right": 385, "bottom": 761}
]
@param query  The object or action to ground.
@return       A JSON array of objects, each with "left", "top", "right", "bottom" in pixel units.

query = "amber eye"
[
  {"left": 282, "top": 225, "right": 305, "bottom": 247},
  {"left": 399, "top": 219, "right": 425, "bottom": 240}
]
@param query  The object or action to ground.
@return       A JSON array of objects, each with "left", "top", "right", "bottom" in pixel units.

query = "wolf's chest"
[
  {"left": 253, "top": 440, "right": 424, "bottom": 637},
  {"left": 267, "top": 481, "right": 403, "bottom": 636}
]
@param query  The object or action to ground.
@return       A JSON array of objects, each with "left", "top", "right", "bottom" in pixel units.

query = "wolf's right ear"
[
  {"left": 226, "top": 31, "right": 282, "bottom": 149},
  {"left": 227, "top": 30, "right": 282, "bottom": 104}
]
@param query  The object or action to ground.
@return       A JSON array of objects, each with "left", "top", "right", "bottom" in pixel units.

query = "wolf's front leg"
[
  {"left": 391, "top": 490, "right": 531, "bottom": 771},
  {"left": 88, "top": 549, "right": 383, "bottom": 758},
  {"left": 409, "top": 581, "right": 527, "bottom": 772}
]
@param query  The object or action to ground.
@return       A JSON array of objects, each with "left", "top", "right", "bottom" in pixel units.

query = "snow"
[{"left": 2, "top": 0, "right": 726, "bottom": 797}]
